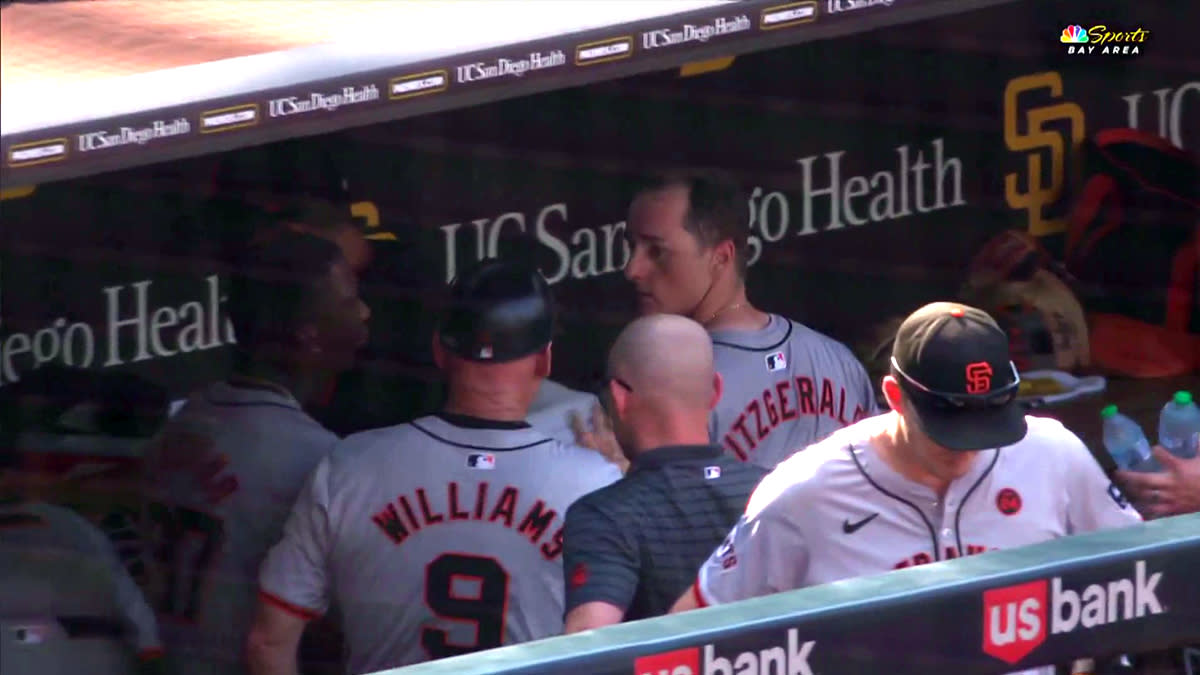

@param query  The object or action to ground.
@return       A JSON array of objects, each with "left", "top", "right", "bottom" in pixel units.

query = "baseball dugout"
[{"left": 379, "top": 515, "right": 1200, "bottom": 675}]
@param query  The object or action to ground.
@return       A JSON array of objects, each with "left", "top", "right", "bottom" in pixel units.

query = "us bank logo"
[{"left": 1059, "top": 24, "right": 1149, "bottom": 55}]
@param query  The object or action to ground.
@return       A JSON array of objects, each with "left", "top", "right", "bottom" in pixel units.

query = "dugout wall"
[{"left": 0, "top": 1, "right": 1197, "bottom": 667}]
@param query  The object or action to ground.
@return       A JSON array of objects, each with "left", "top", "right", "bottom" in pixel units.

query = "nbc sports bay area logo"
[
  {"left": 982, "top": 560, "right": 1165, "bottom": 665},
  {"left": 1059, "top": 24, "right": 1149, "bottom": 55},
  {"left": 634, "top": 629, "right": 815, "bottom": 675}
]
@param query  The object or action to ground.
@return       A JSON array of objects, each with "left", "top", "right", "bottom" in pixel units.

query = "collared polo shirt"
[{"left": 562, "top": 444, "right": 768, "bottom": 621}]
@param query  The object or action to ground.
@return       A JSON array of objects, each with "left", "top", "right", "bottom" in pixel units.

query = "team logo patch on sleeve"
[
  {"left": 765, "top": 351, "right": 787, "bottom": 372},
  {"left": 704, "top": 466, "right": 722, "bottom": 480},
  {"left": 569, "top": 563, "right": 589, "bottom": 590},
  {"left": 466, "top": 453, "right": 496, "bottom": 469}
]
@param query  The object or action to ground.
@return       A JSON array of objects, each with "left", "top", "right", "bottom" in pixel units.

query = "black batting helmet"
[{"left": 438, "top": 258, "right": 554, "bottom": 363}]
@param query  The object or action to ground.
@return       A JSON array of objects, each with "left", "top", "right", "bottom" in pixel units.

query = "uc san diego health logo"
[{"left": 1059, "top": 24, "right": 1149, "bottom": 55}]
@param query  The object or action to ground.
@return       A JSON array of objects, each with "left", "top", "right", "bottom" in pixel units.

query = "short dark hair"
[
  {"left": 270, "top": 196, "right": 355, "bottom": 235},
  {"left": 227, "top": 230, "right": 345, "bottom": 352},
  {"left": 636, "top": 169, "right": 749, "bottom": 276}
]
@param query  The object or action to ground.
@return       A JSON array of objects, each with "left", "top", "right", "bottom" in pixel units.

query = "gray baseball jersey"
[
  {"left": 526, "top": 379, "right": 601, "bottom": 446},
  {"left": 140, "top": 380, "right": 339, "bottom": 675},
  {"left": 1, "top": 500, "right": 161, "bottom": 675},
  {"left": 709, "top": 314, "right": 879, "bottom": 470},
  {"left": 258, "top": 414, "right": 623, "bottom": 675},
  {"left": 692, "top": 414, "right": 1142, "bottom": 675}
]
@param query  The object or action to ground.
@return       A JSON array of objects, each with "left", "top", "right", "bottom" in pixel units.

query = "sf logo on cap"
[{"left": 965, "top": 361, "right": 994, "bottom": 394}]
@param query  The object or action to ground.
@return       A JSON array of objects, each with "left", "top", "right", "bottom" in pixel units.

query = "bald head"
[{"left": 609, "top": 314, "right": 715, "bottom": 411}]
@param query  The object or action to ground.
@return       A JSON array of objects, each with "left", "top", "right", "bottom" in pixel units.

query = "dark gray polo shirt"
[{"left": 562, "top": 444, "right": 768, "bottom": 621}]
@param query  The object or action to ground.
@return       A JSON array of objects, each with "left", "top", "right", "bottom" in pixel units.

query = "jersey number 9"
[{"left": 422, "top": 553, "right": 510, "bottom": 659}]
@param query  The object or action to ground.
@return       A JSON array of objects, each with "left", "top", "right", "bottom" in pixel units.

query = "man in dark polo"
[{"left": 562, "top": 314, "right": 767, "bottom": 632}]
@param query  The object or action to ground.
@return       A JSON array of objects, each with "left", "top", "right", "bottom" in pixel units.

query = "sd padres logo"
[{"left": 1002, "top": 72, "right": 1086, "bottom": 236}]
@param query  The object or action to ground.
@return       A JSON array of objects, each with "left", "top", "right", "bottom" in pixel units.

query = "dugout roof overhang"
[{"left": 0, "top": 0, "right": 1017, "bottom": 188}]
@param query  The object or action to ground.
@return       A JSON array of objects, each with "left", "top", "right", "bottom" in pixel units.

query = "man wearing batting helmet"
[
  {"left": 671, "top": 302, "right": 1143, "bottom": 675},
  {"left": 248, "top": 258, "right": 621, "bottom": 675}
]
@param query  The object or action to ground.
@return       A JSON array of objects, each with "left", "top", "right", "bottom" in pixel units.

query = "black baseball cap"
[{"left": 890, "top": 302, "right": 1028, "bottom": 451}]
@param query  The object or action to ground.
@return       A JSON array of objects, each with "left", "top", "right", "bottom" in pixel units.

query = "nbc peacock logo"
[{"left": 1059, "top": 25, "right": 1088, "bottom": 43}]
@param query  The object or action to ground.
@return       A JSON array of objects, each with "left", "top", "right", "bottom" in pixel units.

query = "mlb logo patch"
[
  {"left": 703, "top": 466, "right": 722, "bottom": 480},
  {"left": 12, "top": 623, "right": 51, "bottom": 645},
  {"left": 466, "top": 453, "right": 495, "bottom": 469},
  {"left": 765, "top": 351, "right": 787, "bottom": 372}
]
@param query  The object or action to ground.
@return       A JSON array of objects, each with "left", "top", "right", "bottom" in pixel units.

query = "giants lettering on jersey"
[
  {"left": 723, "top": 375, "right": 867, "bottom": 459},
  {"left": 894, "top": 544, "right": 991, "bottom": 569},
  {"left": 370, "top": 482, "right": 564, "bottom": 560}
]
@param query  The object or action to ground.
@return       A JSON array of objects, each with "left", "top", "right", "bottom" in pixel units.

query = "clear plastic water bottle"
[
  {"left": 1158, "top": 390, "right": 1200, "bottom": 459},
  {"left": 1100, "top": 405, "right": 1159, "bottom": 472}
]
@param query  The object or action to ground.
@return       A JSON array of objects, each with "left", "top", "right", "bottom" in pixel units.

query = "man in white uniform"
[
  {"left": 140, "top": 229, "right": 369, "bottom": 674},
  {"left": 623, "top": 170, "right": 878, "bottom": 470},
  {"left": 671, "top": 302, "right": 1143, "bottom": 675},
  {"left": 248, "top": 258, "right": 622, "bottom": 675}
]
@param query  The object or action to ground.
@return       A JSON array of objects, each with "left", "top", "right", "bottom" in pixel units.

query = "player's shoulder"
[
  {"left": 531, "top": 380, "right": 598, "bottom": 411},
  {"left": 566, "top": 471, "right": 627, "bottom": 518},
  {"left": 781, "top": 316, "right": 860, "bottom": 358},
  {"left": 746, "top": 420, "right": 870, "bottom": 516},
  {"left": 172, "top": 381, "right": 336, "bottom": 437},
  {"left": 329, "top": 420, "right": 425, "bottom": 463},
  {"left": 999, "top": 415, "right": 1092, "bottom": 471},
  {"left": 2, "top": 501, "right": 107, "bottom": 554},
  {"left": 1010, "top": 415, "right": 1087, "bottom": 455},
  {"left": 554, "top": 441, "right": 625, "bottom": 484}
]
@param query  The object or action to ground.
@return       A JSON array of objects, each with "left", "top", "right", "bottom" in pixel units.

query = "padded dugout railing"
[{"left": 379, "top": 514, "right": 1200, "bottom": 675}]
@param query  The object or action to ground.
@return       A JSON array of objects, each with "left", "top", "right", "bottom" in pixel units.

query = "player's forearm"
[
  {"left": 246, "top": 637, "right": 300, "bottom": 675},
  {"left": 564, "top": 601, "right": 624, "bottom": 634},
  {"left": 246, "top": 610, "right": 305, "bottom": 675},
  {"left": 669, "top": 585, "right": 702, "bottom": 614}
]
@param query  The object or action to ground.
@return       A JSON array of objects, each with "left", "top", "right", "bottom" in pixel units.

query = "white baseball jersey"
[
  {"left": 1, "top": 500, "right": 161, "bottom": 675},
  {"left": 693, "top": 414, "right": 1142, "bottom": 675},
  {"left": 709, "top": 314, "right": 879, "bottom": 470},
  {"left": 259, "top": 414, "right": 623, "bottom": 675},
  {"left": 526, "top": 379, "right": 601, "bottom": 446},
  {"left": 140, "top": 380, "right": 339, "bottom": 675}
]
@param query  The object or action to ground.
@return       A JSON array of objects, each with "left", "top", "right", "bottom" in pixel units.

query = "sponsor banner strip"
[
  {"left": 389, "top": 516, "right": 1200, "bottom": 675},
  {"left": 0, "top": 0, "right": 956, "bottom": 186}
]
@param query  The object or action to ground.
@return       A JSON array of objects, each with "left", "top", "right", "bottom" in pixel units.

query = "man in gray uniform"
[
  {"left": 248, "top": 259, "right": 622, "bottom": 675},
  {"left": 1, "top": 390, "right": 162, "bottom": 675},
  {"left": 141, "top": 229, "right": 369, "bottom": 675},
  {"left": 621, "top": 170, "right": 878, "bottom": 470}
]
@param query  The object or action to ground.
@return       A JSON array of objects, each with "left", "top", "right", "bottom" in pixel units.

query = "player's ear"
[
  {"left": 608, "top": 378, "right": 630, "bottom": 417},
  {"left": 881, "top": 375, "right": 904, "bottom": 413},
  {"left": 710, "top": 370, "right": 724, "bottom": 411},
  {"left": 712, "top": 239, "right": 734, "bottom": 272}
]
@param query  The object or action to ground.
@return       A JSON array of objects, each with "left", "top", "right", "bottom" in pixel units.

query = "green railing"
[{"left": 381, "top": 514, "right": 1200, "bottom": 675}]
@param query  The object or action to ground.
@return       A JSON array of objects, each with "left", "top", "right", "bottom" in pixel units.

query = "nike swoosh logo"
[{"left": 842, "top": 513, "right": 879, "bottom": 534}]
